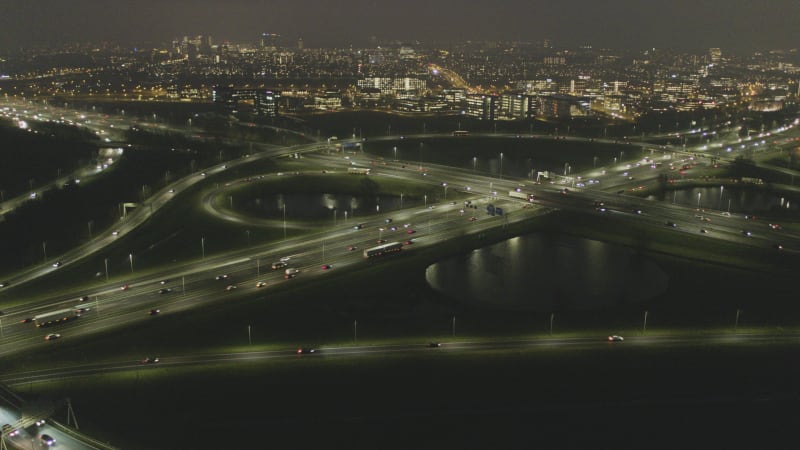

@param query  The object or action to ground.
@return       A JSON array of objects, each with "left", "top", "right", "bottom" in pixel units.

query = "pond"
[{"left": 426, "top": 234, "right": 669, "bottom": 312}]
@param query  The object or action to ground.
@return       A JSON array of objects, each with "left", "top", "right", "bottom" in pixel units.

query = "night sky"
[{"left": 1, "top": 0, "right": 799, "bottom": 52}]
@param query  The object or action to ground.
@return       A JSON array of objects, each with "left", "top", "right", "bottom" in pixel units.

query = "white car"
[{"left": 607, "top": 335, "right": 624, "bottom": 342}]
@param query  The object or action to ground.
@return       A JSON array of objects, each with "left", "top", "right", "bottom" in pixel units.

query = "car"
[
  {"left": 148, "top": 308, "right": 161, "bottom": 315},
  {"left": 403, "top": 240, "right": 414, "bottom": 245},
  {"left": 632, "top": 208, "right": 642, "bottom": 214},
  {"left": 40, "top": 434, "right": 55, "bottom": 446},
  {"left": 121, "top": 284, "right": 130, "bottom": 291},
  {"left": 773, "top": 243, "right": 784, "bottom": 250},
  {"left": 296, "top": 347, "right": 317, "bottom": 354},
  {"left": 200, "top": 172, "right": 207, "bottom": 176},
  {"left": 159, "top": 279, "right": 169, "bottom": 285},
  {"left": 225, "top": 285, "right": 237, "bottom": 291},
  {"left": 608, "top": 335, "right": 624, "bottom": 342},
  {"left": 2, "top": 424, "right": 19, "bottom": 437},
  {"left": 665, "top": 221, "right": 677, "bottom": 228},
  {"left": 168, "top": 188, "right": 175, "bottom": 193},
  {"left": 376, "top": 239, "right": 386, "bottom": 244},
  {"left": 407, "top": 229, "right": 416, "bottom": 234},
  {"left": 75, "top": 307, "right": 90, "bottom": 314},
  {"left": 215, "top": 274, "right": 229, "bottom": 280},
  {"left": 52, "top": 261, "right": 62, "bottom": 268},
  {"left": 469, "top": 216, "right": 477, "bottom": 222},
  {"left": 347, "top": 245, "right": 358, "bottom": 251},
  {"left": 384, "top": 218, "right": 393, "bottom": 223},
  {"left": 284, "top": 268, "right": 300, "bottom": 279},
  {"left": 0, "top": 281, "right": 9, "bottom": 288},
  {"left": 321, "top": 264, "right": 331, "bottom": 270},
  {"left": 158, "top": 288, "right": 172, "bottom": 294},
  {"left": 271, "top": 261, "right": 287, "bottom": 270},
  {"left": 256, "top": 281, "right": 267, "bottom": 288},
  {"left": 742, "top": 230, "right": 752, "bottom": 237},
  {"left": 428, "top": 342, "right": 441, "bottom": 348},
  {"left": 721, "top": 211, "right": 731, "bottom": 217},
  {"left": 44, "top": 333, "right": 61, "bottom": 341},
  {"left": 141, "top": 357, "right": 160, "bottom": 364},
  {"left": 353, "top": 223, "right": 364, "bottom": 230},
  {"left": 403, "top": 223, "right": 412, "bottom": 228},
  {"left": 280, "top": 256, "right": 291, "bottom": 262},
  {"left": 78, "top": 295, "right": 89, "bottom": 302},
  {"left": 390, "top": 226, "right": 397, "bottom": 231},
  {"left": 111, "top": 230, "right": 119, "bottom": 236},
  {"left": 21, "top": 317, "right": 34, "bottom": 324},
  {"left": 769, "top": 223, "right": 782, "bottom": 230}
]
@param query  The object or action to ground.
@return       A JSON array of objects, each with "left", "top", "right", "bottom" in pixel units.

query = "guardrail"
[
  {"left": 0, "top": 384, "right": 23, "bottom": 409},
  {"left": 48, "top": 419, "right": 119, "bottom": 450}
]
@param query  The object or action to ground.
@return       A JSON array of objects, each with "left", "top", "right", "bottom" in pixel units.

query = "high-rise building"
[
  {"left": 709, "top": 48, "right": 722, "bottom": 64},
  {"left": 297, "top": 38, "right": 304, "bottom": 50},
  {"left": 261, "top": 33, "right": 281, "bottom": 50}
]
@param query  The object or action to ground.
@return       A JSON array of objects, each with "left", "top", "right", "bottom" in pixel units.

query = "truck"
[
  {"left": 509, "top": 190, "right": 536, "bottom": 202},
  {"left": 34, "top": 308, "right": 79, "bottom": 328},
  {"left": 363, "top": 242, "right": 403, "bottom": 258},
  {"left": 284, "top": 268, "right": 300, "bottom": 279},
  {"left": 347, "top": 167, "right": 371, "bottom": 175}
]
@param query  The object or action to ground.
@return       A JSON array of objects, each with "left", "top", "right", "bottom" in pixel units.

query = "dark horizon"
[{"left": 1, "top": 0, "right": 799, "bottom": 53}]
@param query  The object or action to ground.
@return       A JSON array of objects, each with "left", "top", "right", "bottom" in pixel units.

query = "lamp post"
[
  {"left": 697, "top": 192, "right": 702, "bottom": 210},
  {"left": 201, "top": 237, "right": 205, "bottom": 259},
  {"left": 718, "top": 186, "right": 724, "bottom": 210},
  {"left": 129, "top": 253, "right": 133, "bottom": 273},
  {"left": 442, "top": 182, "right": 447, "bottom": 200},
  {"left": 282, "top": 203, "right": 287, "bottom": 240},
  {"left": 104, "top": 257, "right": 109, "bottom": 281},
  {"left": 393, "top": 146, "right": 397, "bottom": 161},
  {"left": 473, "top": 156, "right": 477, "bottom": 173},
  {"left": 499, "top": 152, "right": 504, "bottom": 179},
  {"left": 424, "top": 195, "right": 427, "bottom": 208}
]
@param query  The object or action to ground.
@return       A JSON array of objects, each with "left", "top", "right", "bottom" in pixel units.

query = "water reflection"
[
  {"left": 426, "top": 234, "right": 668, "bottom": 312},
  {"left": 240, "top": 194, "right": 404, "bottom": 219},
  {"left": 654, "top": 187, "right": 796, "bottom": 213}
]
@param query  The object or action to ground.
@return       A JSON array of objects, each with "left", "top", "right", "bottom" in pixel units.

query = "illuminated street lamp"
[
  {"left": 129, "top": 253, "right": 133, "bottom": 273},
  {"left": 697, "top": 192, "right": 702, "bottom": 210},
  {"left": 499, "top": 153, "right": 504, "bottom": 179}
]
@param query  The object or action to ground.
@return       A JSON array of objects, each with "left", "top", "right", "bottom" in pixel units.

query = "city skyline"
[{"left": 1, "top": 0, "right": 799, "bottom": 52}]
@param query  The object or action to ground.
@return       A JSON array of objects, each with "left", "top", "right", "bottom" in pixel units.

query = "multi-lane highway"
[{"left": 1, "top": 99, "right": 799, "bottom": 448}]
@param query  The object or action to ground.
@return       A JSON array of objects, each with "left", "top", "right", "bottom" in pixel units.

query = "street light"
[
  {"left": 201, "top": 237, "right": 205, "bottom": 259},
  {"left": 697, "top": 192, "right": 702, "bottom": 210},
  {"left": 129, "top": 253, "right": 133, "bottom": 273},
  {"left": 282, "top": 204, "right": 287, "bottom": 240},
  {"left": 473, "top": 156, "right": 477, "bottom": 173},
  {"left": 500, "top": 153, "right": 504, "bottom": 179},
  {"left": 393, "top": 146, "right": 397, "bottom": 161},
  {"left": 718, "top": 186, "right": 724, "bottom": 210},
  {"left": 442, "top": 182, "right": 447, "bottom": 200},
  {"left": 424, "top": 195, "right": 427, "bottom": 208}
]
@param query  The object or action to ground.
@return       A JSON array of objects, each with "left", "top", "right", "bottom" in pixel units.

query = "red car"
[{"left": 120, "top": 284, "right": 130, "bottom": 291}]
